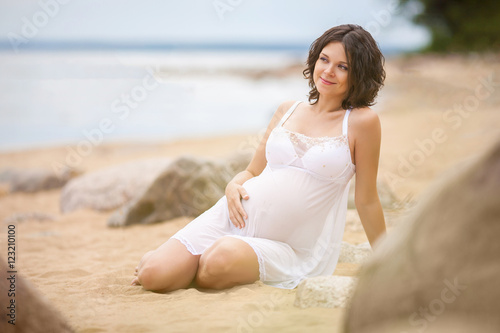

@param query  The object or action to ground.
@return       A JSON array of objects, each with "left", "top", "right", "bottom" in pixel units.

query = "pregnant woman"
[{"left": 132, "top": 24, "right": 387, "bottom": 292}]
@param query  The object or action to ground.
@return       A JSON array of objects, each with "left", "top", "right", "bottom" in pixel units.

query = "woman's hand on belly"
[{"left": 225, "top": 181, "right": 250, "bottom": 229}]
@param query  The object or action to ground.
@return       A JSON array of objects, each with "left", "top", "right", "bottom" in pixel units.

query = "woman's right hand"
[{"left": 225, "top": 181, "right": 250, "bottom": 229}]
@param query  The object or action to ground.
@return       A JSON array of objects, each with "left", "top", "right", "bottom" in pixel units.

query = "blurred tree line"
[{"left": 401, "top": 0, "right": 500, "bottom": 52}]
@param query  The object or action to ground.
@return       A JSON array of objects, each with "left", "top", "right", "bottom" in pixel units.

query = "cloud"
[{"left": 0, "top": 0, "right": 429, "bottom": 49}]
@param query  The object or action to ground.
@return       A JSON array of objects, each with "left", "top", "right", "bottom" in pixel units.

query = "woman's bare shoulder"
[
  {"left": 277, "top": 100, "right": 297, "bottom": 114},
  {"left": 270, "top": 100, "right": 298, "bottom": 122},
  {"left": 350, "top": 106, "right": 381, "bottom": 130}
]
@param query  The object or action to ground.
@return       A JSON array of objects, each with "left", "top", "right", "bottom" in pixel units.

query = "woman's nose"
[{"left": 324, "top": 65, "right": 335, "bottom": 76}]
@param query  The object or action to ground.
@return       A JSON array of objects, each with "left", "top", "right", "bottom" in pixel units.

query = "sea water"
[{"left": 0, "top": 48, "right": 310, "bottom": 152}]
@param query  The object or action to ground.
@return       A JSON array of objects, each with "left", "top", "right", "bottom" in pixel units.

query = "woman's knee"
[
  {"left": 137, "top": 251, "right": 198, "bottom": 292},
  {"left": 137, "top": 263, "right": 164, "bottom": 291},
  {"left": 196, "top": 237, "right": 256, "bottom": 289},
  {"left": 197, "top": 244, "right": 233, "bottom": 280}
]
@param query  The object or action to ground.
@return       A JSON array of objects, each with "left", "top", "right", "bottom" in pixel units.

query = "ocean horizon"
[
  {"left": 0, "top": 40, "right": 407, "bottom": 56},
  {"left": 0, "top": 43, "right": 399, "bottom": 153}
]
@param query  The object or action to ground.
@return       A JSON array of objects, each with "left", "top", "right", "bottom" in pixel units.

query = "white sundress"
[{"left": 171, "top": 100, "right": 356, "bottom": 289}]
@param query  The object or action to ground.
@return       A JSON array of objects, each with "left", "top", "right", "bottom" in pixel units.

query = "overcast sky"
[{"left": 0, "top": 0, "right": 429, "bottom": 50}]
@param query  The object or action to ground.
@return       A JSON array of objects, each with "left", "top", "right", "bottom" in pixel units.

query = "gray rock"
[
  {"left": 338, "top": 241, "right": 372, "bottom": 264},
  {"left": 0, "top": 166, "right": 80, "bottom": 193},
  {"left": 344, "top": 139, "right": 500, "bottom": 333},
  {"left": 60, "top": 158, "right": 171, "bottom": 213},
  {"left": 3, "top": 212, "right": 58, "bottom": 224},
  {"left": 294, "top": 276, "right": 358, "bottom": 309},
  {"left": 107, "top": 152, "right": 251, "bottom": 227}
]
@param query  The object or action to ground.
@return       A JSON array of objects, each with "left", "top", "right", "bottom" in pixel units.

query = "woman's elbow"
[{"left": 354, "top": 192, "right": 380, "bottom": 209}]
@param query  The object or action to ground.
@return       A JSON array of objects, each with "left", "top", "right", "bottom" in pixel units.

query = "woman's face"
[{"left": 313, "top": 42, "right": 349, "bottom": 101}]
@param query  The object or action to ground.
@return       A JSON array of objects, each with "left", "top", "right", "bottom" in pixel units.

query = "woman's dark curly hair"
[{"left": 303, "top": 24, "right": 386, "bottom": 110}]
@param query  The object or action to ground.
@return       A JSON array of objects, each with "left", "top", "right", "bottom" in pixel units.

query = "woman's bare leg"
[
  {"left": 195, "top": 236, "right": 260, "bottom": 290},
  {"left": 131, "top": 238, "right": 200, "bottom": 293}
]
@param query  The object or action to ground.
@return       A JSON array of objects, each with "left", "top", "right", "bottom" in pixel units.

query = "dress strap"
[
  {"left": 278, "top": 101, "right": 302, "bottom": 127},
  {"left": 342, "top": 108, "right": 352, "bottom": 136}
]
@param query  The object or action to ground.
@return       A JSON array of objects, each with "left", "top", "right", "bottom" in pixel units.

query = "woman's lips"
[{"left": 320, "top": 77, "right": 335, "bottom": 85}]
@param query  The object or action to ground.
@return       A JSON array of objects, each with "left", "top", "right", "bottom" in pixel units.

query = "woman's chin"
[{"left": 317, "top": 89, "right": 345, "bottom": 99}]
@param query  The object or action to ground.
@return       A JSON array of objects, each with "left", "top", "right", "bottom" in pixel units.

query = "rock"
[
  {"left": 107, "top": 152, "right": 251, "bottom": 227},
  {"left": 294, "top": 276, "right": 358, "bottom": 309},
  {"left": 3, "top": 212, "right": 58, "bottom": 224},
  {"left": 0, "top": 166, "right": 80, "bottom": 193},
  {"left": 0, "top": 183, "right": 9, "bottom": 197},
  {"left": 338, "top": 241, "right": 372, "bottom": 264},
  {"left": 344, "top": 139, "right": 500, "bottom": 333},
  {"left": 60, "top": 158, "right": 171, "bottom": 213},
  {"left": 0, "top": 259, "right": 74, "bottom": 333},
  {"left": 344, "top": 317, "right": 500, "bottom": 333}
]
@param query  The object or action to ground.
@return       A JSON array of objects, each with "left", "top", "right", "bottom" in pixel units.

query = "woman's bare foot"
[{"left": 131, "top": 250, "right": 155, "bottom": 286}]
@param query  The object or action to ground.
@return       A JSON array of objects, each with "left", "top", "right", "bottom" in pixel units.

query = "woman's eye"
[
  {"left": 320, "top": 57, "right": 328, "bottom": 62},
  {"left": 339, "top": 65, "right": 348, "bottom": 71}
]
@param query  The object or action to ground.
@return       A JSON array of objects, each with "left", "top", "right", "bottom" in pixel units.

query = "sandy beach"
[{"left": 1, "top": 53, "right": 499, "bottom": 332}]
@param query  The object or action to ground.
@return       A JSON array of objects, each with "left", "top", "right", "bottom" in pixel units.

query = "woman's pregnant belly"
[{"left": 240, "top": 165, "right": 329, "bottom": 248}]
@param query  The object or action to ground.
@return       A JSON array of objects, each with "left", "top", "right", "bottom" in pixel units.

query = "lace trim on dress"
[
  {"left": 278, "top": 126, "right": 349, "bottom": 150},
  {"left": 245, "top": 242, "right": 266, "bottom": 281},
  {"left": 277, "top": 100, "right": 350, "bottom": 151},
  {"left": 226, "top": 235, "right": 266, "bottom": 281},
  {"left": 171, "top": 235, "right": 198, "bottom": 255}
]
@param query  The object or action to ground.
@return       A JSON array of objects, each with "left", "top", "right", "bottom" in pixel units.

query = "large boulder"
[
  {"left": 343, "top": 139, "right": 500, "bottom": 333},
  {"left": 108, "top": 153, "right": 251, "bottom": 227},
  {"left": 0, "top": 167, "right": 80, "bottom": 193},
  {"left": 60, "top": 158, "right": 171, "bottom": 213},
  {"left": 0, "top": 259, "right": 73, "bottom": 332}
]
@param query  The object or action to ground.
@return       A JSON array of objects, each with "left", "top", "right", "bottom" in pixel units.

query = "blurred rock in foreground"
[
  {"left": 0, "top": 259, "right": 73, "bottom": 333},
  {"left": 344, "top": 138, "right": 500, "bottom": 333}
]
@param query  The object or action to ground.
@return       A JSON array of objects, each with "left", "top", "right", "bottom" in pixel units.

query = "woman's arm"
[
  {"left": 351, "top": 108, "right": 387, "bottom": 249},
  {"left": 225, "top": 100, "right": 295, "bottom": 228}
]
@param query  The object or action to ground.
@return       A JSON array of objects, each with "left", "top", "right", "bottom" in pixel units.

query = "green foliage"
[{"left": 400, "top": 0, "right": 500, "bottom": 52}]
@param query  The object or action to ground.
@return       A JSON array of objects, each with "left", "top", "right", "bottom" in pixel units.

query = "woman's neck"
[{"left": 311, "top": 96, "right": 344, "bottom": 114}]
